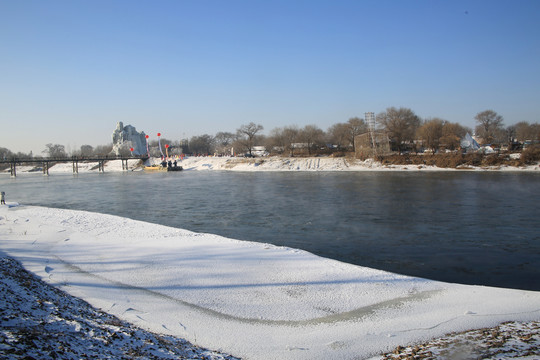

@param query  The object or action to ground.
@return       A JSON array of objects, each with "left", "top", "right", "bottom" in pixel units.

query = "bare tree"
[
  {"left": 346, "top": 117, "right": 368, "bottom": 152},
  {"left": 284, "top": 126, "right": 301, "bottom": 157},
  {"left": 512, "top": 121, "right": 540, "bottom": 142},
  {"left": 93, "top": 144, "right": 113, "bottom": 156},
  {"left": 80, "top": 145, "right": 94, "bottom": 157},
  {"left": 377, "top": 107, "right": 421, "bottom": 152},
  {"left": 474, "top": 110, "right": 504, "bottom": 144},
  {"left": 299, "top": 125, "right": 324, "bottom": 155},
  {"left": 267, "top": 126, "right": 304, "bottom": 156},
  {"left": 531, "top": 123, "right": 540, "bottom": 141},
  {"left": 189, "top": 134, "right": 214, "bottom": 155},
  {"left": 441, "top": 121, "right": 468, "bottom": 150},
  {"left": 236, "top": 122, "right": 264, "bottom": 156},
  {"left": 214, "top": 132, "right": 236, "bottom": 155},
  {"left": 327, "top": 123, "right": 349, "bottom": 150},
  {"left": 43, "top": 143, "right": 67, "bottom": 158},
  {"left": 417, "top": 118, "right": 444, "bottom": 152},
  {"left": 268, "top": 127, "right": 286, "bottom": 155},
  {"left": 0, "top": 147, "right": 14, "bottom": 160}
]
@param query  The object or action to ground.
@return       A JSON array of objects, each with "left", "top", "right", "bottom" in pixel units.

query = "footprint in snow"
[
  {"left": 45, "top": 265, "right": 53, "bottom": 274},
  {"left": 124, "top": 307, "right": 146, "bottom": 314},
  {"left": 286, "top": 346, "right": 309, "bottom": 351}
]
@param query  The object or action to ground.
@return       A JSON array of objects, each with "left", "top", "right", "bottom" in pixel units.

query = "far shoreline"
[{"left": 2, "top": 155, "right": 540, "bottom": 175}]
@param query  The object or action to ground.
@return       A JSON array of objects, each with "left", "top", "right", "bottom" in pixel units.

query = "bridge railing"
[
  {"left": 0, "top": 154, "right": 149, "bottom": 164},
  {"left": 1, "top": 155, "right": 149, "bottom": 176}
]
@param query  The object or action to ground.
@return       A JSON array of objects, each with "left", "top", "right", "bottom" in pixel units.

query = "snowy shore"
[
  {"left": 1, "top": 204, "right": 539, "bottom": 359},
  {"left": 160, "top": 155, "right": 540, "bottom": 172},
  {"left": 0, "top": 253, "right": 238, "bottom": 360},
  {"left": 3, "top": 155, "right": 540, "bottom": 174},
  {"left": 1, "top": 250, "right": 538, "bottom": 360}
]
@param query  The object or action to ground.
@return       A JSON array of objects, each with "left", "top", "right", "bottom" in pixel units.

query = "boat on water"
[
  {"left": 144, "top": 159, "right": 183, "bottom": 172},
  {"left": 167, "top": 166, "right": 183, "bottom": 171},
  {"left": 143, "top": 166, "right": 164, "bottom": 171}
]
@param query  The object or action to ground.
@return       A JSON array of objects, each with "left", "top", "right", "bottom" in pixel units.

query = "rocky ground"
[
  {"left": 0, "top": 254, "right": 538, "bottom": 360},
  {"left": 381, "top": 321, "right": 539, "bottom": 360}
]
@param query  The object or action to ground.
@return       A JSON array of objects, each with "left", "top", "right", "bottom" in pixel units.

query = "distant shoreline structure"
[{"left": 1, "top": 155, "right": 539, "bottom": 175}]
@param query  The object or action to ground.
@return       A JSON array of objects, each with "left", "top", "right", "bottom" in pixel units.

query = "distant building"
[{"left": 252, "top": 146, "right": 268, "bottom": 156}]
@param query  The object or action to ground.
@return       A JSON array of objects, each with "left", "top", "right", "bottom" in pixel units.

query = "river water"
[{"left": 1, "top": 170, "right": 539, "bottom": 291}]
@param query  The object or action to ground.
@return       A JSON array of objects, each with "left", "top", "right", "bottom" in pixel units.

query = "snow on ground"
[
  {"left": 4, "top": 156, "right": 540, "bottom": 175},
  {"left": 145, "top": 155, "right": 394, "bottom": 171},
  {"left": 0, "top": 253, "right": 239, "bottom": 360},
  {"left": 1, "top": 252, "right": 538, "bottom": 360},
  {"left": 1, "top": 204, "right": 539, "bottom": 359},
  {"left": 161, "top": 156, "right": 540, "bottom": 172},
  {"left": 177, "top": 156, "right": 383, "bottom": 171},
  {"left": 47, "top": 159, "right": 143, "bottom": 173},
  {"left": 381, "top": 320, "right": 540, "bottom": 359},
  {"left": 1, "top": 159, "right": 145, "bottom": 175}
]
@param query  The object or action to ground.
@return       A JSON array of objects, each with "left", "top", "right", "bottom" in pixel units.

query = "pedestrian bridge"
[{"left": 0, "top": 155, "right": 148, "bottom": 176}]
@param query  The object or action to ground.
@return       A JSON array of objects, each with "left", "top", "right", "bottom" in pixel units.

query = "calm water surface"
[{"left": 1, "top": 170, "right": 539, "bottom": 291}]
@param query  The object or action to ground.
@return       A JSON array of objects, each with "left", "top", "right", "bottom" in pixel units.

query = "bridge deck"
[{"left": 1, "top": 156, "right": 148, "bottom": 176}]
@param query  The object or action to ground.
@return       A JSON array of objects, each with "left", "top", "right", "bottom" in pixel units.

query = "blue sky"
[{"left": 1, "top": 0, "right": 539, "bottom": 154}]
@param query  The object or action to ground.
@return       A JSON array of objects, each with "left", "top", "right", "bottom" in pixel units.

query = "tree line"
[
  {"left": 183, "top": 108, "right": 539, "bottom": 156},
  {"left": 2, "top": 108, "right": 539, "bottom": 160}
]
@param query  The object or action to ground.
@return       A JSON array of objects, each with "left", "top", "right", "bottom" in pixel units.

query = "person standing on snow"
[{"left": 1, "top": 191, "right": 5, "bottom": 205}]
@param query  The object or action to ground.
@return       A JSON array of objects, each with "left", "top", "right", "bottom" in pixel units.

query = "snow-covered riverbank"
[
  {"left": 167, "top": 155, "right": 540, "bottom": 172},
  {"left": 0, "top": 253, "right": 238, "bottom": 360},
  {"left": 1, "top": 204, "right": 539, "bottom": 359},
  {"left": 1, "top": 250, "right": 538, "bottom": 360},
  {"left": 3, "top": 156, "right": 540, "bottom": 175}
]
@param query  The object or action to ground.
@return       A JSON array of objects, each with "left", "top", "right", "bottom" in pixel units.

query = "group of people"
[{"left": 160, "top": 159, "right": 179, "bottom": 168}]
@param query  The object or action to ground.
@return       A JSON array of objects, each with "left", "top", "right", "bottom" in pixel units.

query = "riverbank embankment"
[{"left": 3, "top": 155, "right": 540, "bottom": 175}]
